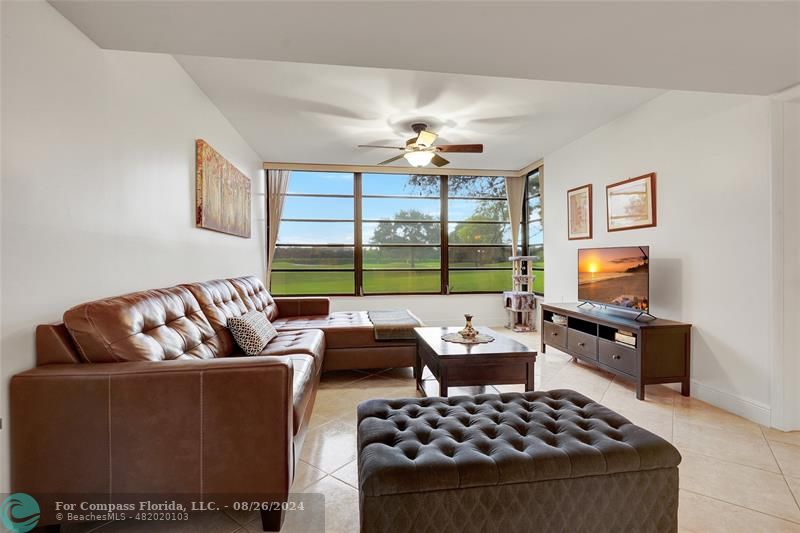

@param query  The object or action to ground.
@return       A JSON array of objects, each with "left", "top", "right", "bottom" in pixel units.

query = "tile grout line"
[
  {"left": 676, "top": 445, "right": 785, "bottom": 476},
  {"left": 681, "top": 488, "right": 800, "bottom": 526},
  {"left": 763, "top": 433, "right": 800, "bottom": 450},
  {"left": 678, "top": 447, "right": 800, "bottom": 523},
  {"left": 597, "top": 373, "right": 615, "bottom": 403},
  {"left": 329, "top": 460, "right": 359, "bottom": 490},
  {"left": 300, "top": 472, "right": 330, "bottom": 492},
  {"left": 671, "top": 389, "right": 676, "bottom": 442},
  {"left": 761, "top": 426, "right": 800, "bottom": 514}
]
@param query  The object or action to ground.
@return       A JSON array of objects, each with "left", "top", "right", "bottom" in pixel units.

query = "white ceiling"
[
  {"left": 51, "top": 1, "right": 800, "bottom": 95},
  {"left": 176, "top": 55, "right": 663, "bottom": 168}
]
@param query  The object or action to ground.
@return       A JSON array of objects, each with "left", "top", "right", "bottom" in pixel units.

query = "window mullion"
[
  {"left": 354, "top": 172, "right": 363, "bottom": 296},
  {"left": 441, "top": 175, "right": 449, "bottom": 294},
  {"left": 522, "top": 175, "right": 529, "bottom": 257}
]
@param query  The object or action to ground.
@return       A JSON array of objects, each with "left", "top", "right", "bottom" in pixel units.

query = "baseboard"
[{"left": 689, "top": 379, "right": 772, "bottom": 427}]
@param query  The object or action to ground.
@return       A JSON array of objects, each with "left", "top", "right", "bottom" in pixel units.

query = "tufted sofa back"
[
  {"left": 182, "top": 278, "right": 254, "bottom": 358},
  {"left": 51, "top": 276, "right": 280, "bottom": 365},
  {"left": 228, "top": 276, "right": 279, "bottom": 320},
  {"left": 63, "top": 286, "right": 222, "bottom": 363}
]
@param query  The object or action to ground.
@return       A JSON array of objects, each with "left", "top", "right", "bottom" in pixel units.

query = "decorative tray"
[{"left": 441, "top": 332, "right": 495, "bottom": 344}]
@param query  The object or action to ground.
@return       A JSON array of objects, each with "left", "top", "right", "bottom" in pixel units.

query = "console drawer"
[
  {"left": 543, "top": 322, "right": 567, "bottom": 350},
  {"left": 568, "top": 329, "right": 597, "bottom": 359},
  {"left": 599, "top": 339, "right": 637, "bottom": 376}
]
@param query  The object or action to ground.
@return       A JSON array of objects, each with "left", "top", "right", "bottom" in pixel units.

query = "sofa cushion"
[
  {"left": 290, "top": 354, "right": 316, "bottom": 435},
  {"left": 258, "top": 329, "right": 325, "bottom": 375},
  {"left": 228, "top": 310, "right": 278, "bottom": 356},
  {"left": 228, "top": 276, "right": 279, "bottom": 321},
  {"left": 183, "top": 279, "right": 249, "bottom": 357},
  {"left": 273, "top": 312, "right": 413, "bottom": 349},
  {"left": 63, "top": 286, "right": 220, "bottom": 363}
]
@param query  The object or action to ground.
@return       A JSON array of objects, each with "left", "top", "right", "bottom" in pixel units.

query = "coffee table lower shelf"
[{"left": 416, "top": 376, "right": 522, "bottom": 398}]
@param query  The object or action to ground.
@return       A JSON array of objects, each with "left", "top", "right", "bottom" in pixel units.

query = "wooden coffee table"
[{"left": 414, "top": 326, "right": 537, "bottom": 397}]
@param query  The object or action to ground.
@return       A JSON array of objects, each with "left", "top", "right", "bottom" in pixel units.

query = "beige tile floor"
[{"left": 68, "top": 329, "right": 800, "bottom": 533}]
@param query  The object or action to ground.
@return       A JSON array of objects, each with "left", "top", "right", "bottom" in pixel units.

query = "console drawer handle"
[
  {"left": 552, "top": 332, "right": 558, "bottom": 336},
  {"left": 578, "top": 342, "right": 585, "bottom": 347},
  {"left": 612, "top": 354, "right": 621, "bottom": 360}
]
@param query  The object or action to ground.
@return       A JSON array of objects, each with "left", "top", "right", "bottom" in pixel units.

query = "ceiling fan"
[{"left": 358, "top": 123, "right": 483, "bottom": 167}]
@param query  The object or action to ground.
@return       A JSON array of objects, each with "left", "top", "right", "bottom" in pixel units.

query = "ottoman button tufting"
[{"left": 357, "top": 389, "right": 681, "bottom": 533}]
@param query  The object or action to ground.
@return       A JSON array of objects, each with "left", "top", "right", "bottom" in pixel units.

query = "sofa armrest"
[
  {"left": 274, "top": 297, "right": 330, "bottom": 317},
  {"left": 11, "top": 356, "right": 294, "bottom": 510}
]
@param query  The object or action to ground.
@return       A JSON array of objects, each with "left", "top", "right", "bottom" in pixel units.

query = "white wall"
[
  {"left": 331, "top": 294, "right": 507, "bottom": 328},
  {"left": 543, "top": 92, "right": 773, "bottom": 424},
  {"left": 0, "top": 1, "right": 265, "bottom": 491},
  {"left": 770, "top": 92, "right": 800, "bottom": 431}
]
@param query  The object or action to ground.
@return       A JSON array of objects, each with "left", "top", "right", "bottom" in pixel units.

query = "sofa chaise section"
[{"left": 228, "top": 276, "right": 418, "bottom": 371}]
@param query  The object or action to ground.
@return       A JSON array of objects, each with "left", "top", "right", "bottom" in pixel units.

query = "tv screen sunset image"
[{"left": 578, "top": 247, "right": 649, "bottom": 311}]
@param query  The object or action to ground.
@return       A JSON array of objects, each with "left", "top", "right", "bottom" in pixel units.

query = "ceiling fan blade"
[
  {"left": 431, "top": 154, "right": 450, "bottom": 167},
  {"left": 436, "top": 144, "right": 484, "bottom": 153},
  {"left": 358, "top": 144, "right": 405, "bottom": 150},
  {"left": 415, "top": 130, "right": 438, "bottom": 148},
  {"left": 378, "top": 154, "right": 405, "bottom": 165}
]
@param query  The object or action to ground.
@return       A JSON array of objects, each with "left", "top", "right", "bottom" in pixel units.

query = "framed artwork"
[
  {"left": 195, "top": 139, "right": 251, "bottom": 238},
  {"left": 567, "top": 184, "right": 593, "bottom": 240},
  {"left": 606, "top": 172, "right": 657, "bottom": 232}
]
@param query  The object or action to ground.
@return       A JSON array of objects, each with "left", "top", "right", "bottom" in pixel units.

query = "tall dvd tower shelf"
[{"left": 504, "top": 256, "right": 541, "bottom": 332}]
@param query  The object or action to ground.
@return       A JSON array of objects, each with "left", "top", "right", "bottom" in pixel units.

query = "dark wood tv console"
[{"left": 540, "top": 303, "right": 691, "bottom": 400}]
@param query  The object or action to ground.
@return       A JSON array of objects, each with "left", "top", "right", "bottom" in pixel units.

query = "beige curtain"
[
  {"left": 505, "top": 176, "right": 526, "bottom": 254},
  {"left": 266, "top": 169, "right": 291, "bottom": 286}
]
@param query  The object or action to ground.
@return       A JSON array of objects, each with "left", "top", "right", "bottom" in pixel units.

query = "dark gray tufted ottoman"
[{"left": 357, "top": 389, "right": 681, "bottom": 533}]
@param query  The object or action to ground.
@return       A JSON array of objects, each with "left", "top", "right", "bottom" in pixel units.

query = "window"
[
  {"left": 447, "top": 176, "right": 513, "bottom": 293},
  {"left": 269, "top": 169, "right": 543, "bottom": 296},
  {"left": 526, "top": 169, "right": 544, "bottom": 294},
  {"left": 271, "top": 171, "right": 355, "bottom": 295},
  {"left": 362, "top": 174, "right": 441, "bottom": 294}
]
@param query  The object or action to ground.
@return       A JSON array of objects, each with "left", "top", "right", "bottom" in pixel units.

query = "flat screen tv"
[{"left": 578, "top": 246, "right": 649, "bottom": 311}]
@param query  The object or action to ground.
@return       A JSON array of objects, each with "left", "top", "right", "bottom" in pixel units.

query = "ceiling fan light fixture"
[
  {"left": 404, "top": 151, "right": 435, "bottom": 167},
  {"left": 359, "top": 123, "right": 481, "bottom": 168}
]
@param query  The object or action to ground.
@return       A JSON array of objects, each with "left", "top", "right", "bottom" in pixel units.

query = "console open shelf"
[{"left": 541, "top": 302, "right": 692, "bottom": 400}]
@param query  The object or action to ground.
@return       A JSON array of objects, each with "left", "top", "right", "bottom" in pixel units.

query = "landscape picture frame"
[
  {"left": 606, "top": 172, "right": 657, "bottom": 232},
  {"left": 567, "top": 183, "right": 593, "bottom": 240}
]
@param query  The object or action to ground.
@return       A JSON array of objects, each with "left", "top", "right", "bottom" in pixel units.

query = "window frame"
[
  {"left": 446, "top": 176, "right": 515, "bottom": 294},
  {"left": 269, "top": 169, "right": 544, "bottom": 296},
  {"left": 524, "top": 168, "right": 545, "bottom": 296},
  {"left": 360, "top": 173, "right": 443, "bottom": 295},
  {"left": 270, "top": 172, "right": 358, "bottom": 296}
]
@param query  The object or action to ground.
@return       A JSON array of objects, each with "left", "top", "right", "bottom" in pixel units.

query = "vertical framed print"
[
  {"left": 196, "top": 139, "right": 252, "bottom": 238},
  {"left": 567, "top": 184, "right": 593, "bottom": 240}
]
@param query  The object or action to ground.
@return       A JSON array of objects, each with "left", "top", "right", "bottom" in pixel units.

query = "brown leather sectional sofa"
[{"left": 10, "top": 275, "right": 416, "bottom": 531}]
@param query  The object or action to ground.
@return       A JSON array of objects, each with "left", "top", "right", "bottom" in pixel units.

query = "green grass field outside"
[{"left": 271, "top": 267, "right": 545, "bottom": 295}]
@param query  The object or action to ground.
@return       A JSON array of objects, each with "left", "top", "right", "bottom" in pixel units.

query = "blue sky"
[
  {"left": 279, "top": 171, "right": 539, "bottom": 245},
  {"left": 282, "top": 196, "right": 513, "bottom": 222}
]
